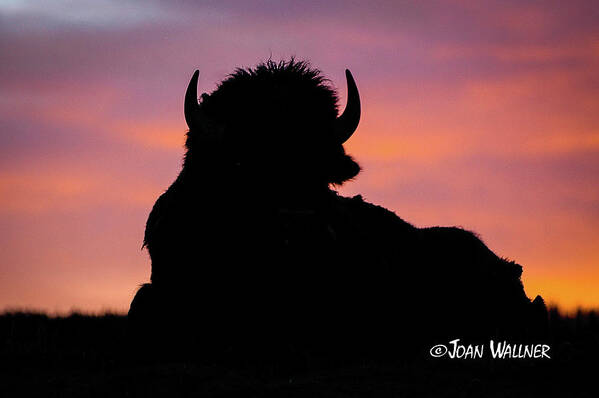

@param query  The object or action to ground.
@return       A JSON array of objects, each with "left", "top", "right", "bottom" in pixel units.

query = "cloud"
[
  {"left": 0, "top": 0, "right": 181, "bottom": 28},
  {"left": 1, "top": 0, "right": 599, "bottom": 312}
]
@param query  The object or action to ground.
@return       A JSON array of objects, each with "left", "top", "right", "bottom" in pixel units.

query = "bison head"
[{"left": 182, "top": 59, "right": 361, "bottom": 189}]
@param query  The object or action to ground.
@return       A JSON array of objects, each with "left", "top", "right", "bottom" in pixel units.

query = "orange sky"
[{"left": 1, "top": 0, "right": 598, "bottom": 313}]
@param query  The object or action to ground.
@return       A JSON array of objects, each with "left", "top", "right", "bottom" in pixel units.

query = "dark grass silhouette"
[
  {"left": 128, "top": 59, "right": 547, "bottom": 360},
  {"left": 1, "top": 308, "right": 597, "bottom": 397}
]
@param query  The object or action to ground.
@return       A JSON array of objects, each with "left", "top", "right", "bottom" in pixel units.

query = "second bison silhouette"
[{"left": 129, "top": 59, "right": 546, "bottom": 356}]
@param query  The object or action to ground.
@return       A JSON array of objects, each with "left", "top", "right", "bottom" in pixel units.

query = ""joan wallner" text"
[{"left": 429, "top": 339, "right": 551, "bottom": 359}]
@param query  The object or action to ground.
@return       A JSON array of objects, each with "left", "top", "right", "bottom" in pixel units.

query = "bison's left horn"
[
  {"left": 334, "top": 69, "right": 361, "bottom": 144},
  {"left": 184, "top": 70, "right": 202, "bottom": 130}
]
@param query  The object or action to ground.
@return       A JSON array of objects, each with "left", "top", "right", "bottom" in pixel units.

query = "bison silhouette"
[{"left": 128, "top": 59, "right": 546, "bottom": 357}]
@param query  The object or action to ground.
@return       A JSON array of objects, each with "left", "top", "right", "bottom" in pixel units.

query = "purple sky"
[{"left": 1, "top": 0, "right": 598, "bottom": 313}]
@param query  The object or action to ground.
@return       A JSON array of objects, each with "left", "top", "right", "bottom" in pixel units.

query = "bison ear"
[
  {"left": 334, "top": 69, "right": 361, "bottom": 144},
  {"left": 184, "top": 70, "right": 202, "bottom": 130}
]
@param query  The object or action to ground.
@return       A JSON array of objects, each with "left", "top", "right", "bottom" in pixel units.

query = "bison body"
[{"left": 128, "top": 60, "right": 546, "bottom": 357}]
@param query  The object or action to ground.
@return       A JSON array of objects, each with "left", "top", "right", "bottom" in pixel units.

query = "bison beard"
[{"left": 128, "top": 59, "right": 547, "bottom": 359}]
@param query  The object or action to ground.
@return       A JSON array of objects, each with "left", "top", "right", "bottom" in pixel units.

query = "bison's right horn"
[
  {"left": 184, "top": 70, "right": 202, "bottom": 130},
  {"left": 334, "top": 69, "right": 361, "bottom": 144}
]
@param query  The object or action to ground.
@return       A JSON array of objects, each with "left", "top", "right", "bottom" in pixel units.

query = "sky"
[{"left": 1, "top": 0, "right": 598, "bottom": 314}]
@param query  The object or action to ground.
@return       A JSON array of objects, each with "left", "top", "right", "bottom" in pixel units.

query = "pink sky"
[{"left": 1, "top": 0, "right": 598, "bottom": 313}]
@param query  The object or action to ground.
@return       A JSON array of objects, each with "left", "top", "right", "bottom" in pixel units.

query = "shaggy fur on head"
[{"left": 183, "top": 59, "right": 361, "bottom": 186}]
